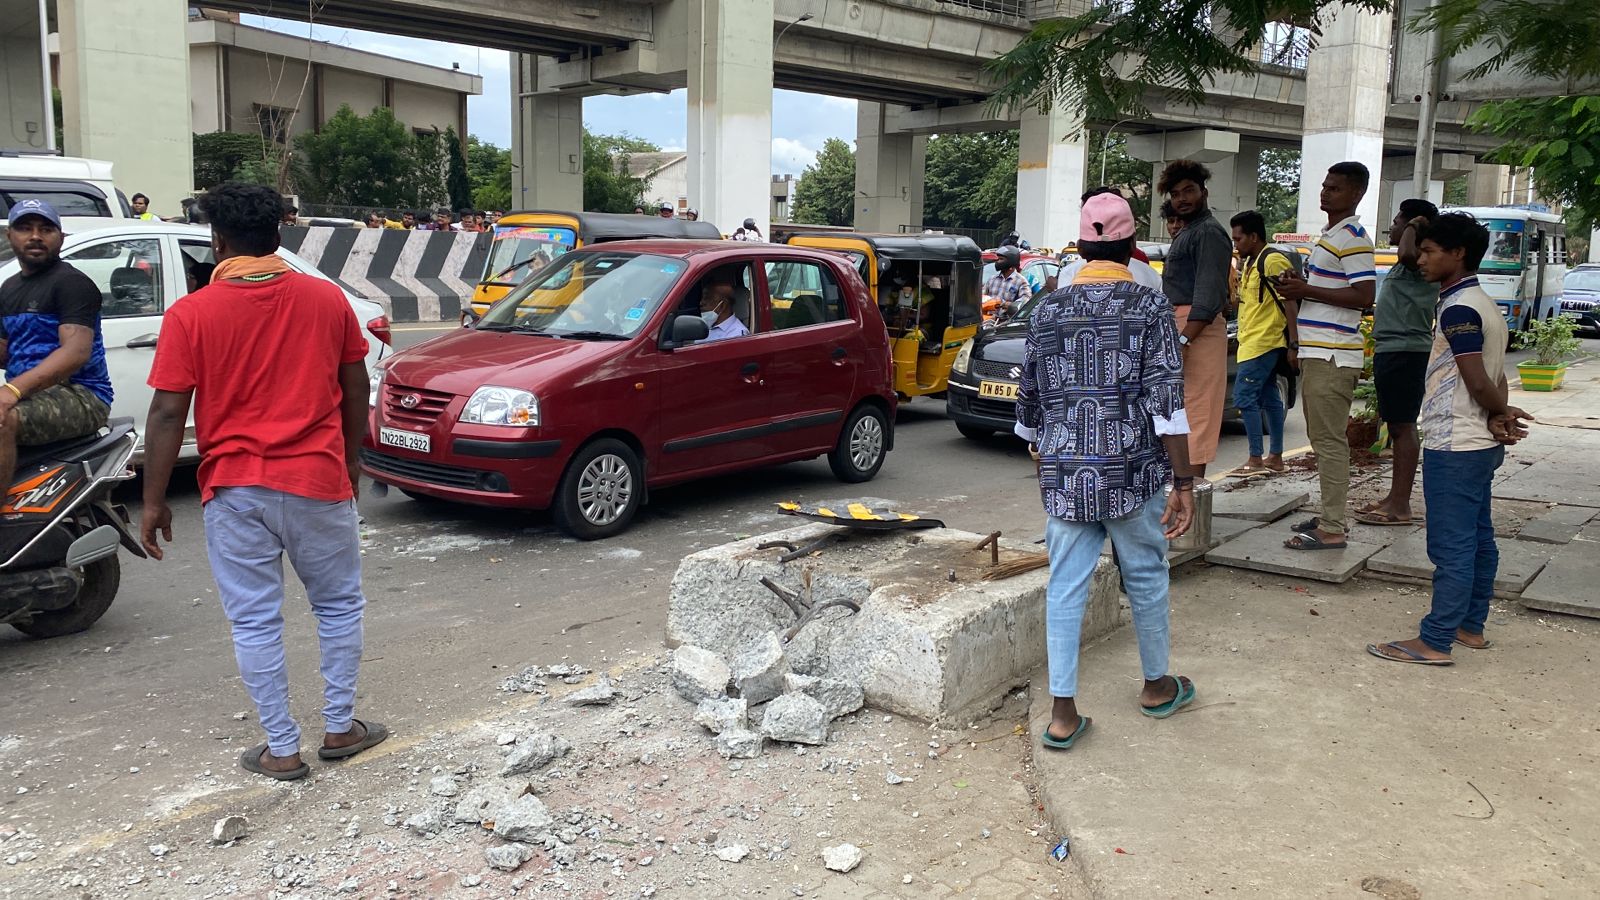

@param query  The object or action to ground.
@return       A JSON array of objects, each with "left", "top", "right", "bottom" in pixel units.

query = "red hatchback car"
[{"left": 361, "top": 241, "right": 897, "bottom": 538}]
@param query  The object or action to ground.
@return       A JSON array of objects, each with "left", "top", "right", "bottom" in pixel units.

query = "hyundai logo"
[
  {"left": 1008, "top": 365, "right": 1022, "bottom": 380},
  {"left": 400, "top": 393, "right": 421, "bottom": 409}
]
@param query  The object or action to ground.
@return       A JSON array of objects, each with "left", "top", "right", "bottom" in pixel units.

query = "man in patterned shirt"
[
  {"left": 1015, "top": 190, "right": 1199, "bottom": 752},
  {"left": 1368, "top": 213, "right": 1531, "bottom": 666},
  {"left": 1276, "top": 162, "right": 1377, "bottom": 550}
]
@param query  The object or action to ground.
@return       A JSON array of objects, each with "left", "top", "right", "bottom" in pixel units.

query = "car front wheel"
[
  {"left": 552, "top": 438, "right": 643, "bottom": 540},
  {"left": 829, "top": 404, "right": 888, "bottom": 483}
]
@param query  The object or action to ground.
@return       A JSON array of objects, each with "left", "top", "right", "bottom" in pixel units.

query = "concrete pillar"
[
  {"left": 1209, "top": 141, "right": 1262, "bottom": 231},
  {"left": 1016, "top": 106, "right": 1087, "bottom": 251},
  {"left": 0, "top": 0, "right": 52, "bottom": 152},
  {"left": 1467, "top": 163, "right": 1507, "bottom": 207},
  {"left": 686, "top": 0, "right": 774, "bottom": 236},
  {"left": 855, "top": 102, "right": 919, "bottom": 233},
  {"left": 1381, "top": 152, "right": 1473, "bottom": 222},
  {"left": 910, "top": 135, "right": 928, "bottom": 229},
  {"left": 511, "top": 54, "right": 582, "bottom": 211},
  {"left": 58, "top": 0, "right": 192, "bottom": 215},
  {"left": 1295, "top": 5, "right": 1391, "bottom": 234}
]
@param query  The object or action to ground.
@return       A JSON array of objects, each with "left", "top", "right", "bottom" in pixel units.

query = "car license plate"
[
  {"left": 379, "top": 427, "right": 430, "bottom": 453},
  {"left": 978, "top": 381, "right": 1018, "bottom": 400}
]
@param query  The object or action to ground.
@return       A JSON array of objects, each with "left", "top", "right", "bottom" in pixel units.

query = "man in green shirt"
[{"left": 1356, "top": 199, "right": 1439, "bottom": 526}]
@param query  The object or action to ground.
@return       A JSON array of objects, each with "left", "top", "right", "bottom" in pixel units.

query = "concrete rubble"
[
  {"left": 500, "top": 732, "right": 571, "bottom": 776},
  {"left": 564, "top": 674, "right": 618, "bottom": 706},
  {"left": 211, "top": 815, "right": 249, "bottom": 844},
  {"left": 784, "top": 673, "right": 865, "bottom": 720},
  {"left": 714, "top": 728, "right": 765, "bottom": 759},
  {"left": 693, "top": 697, "right": 748, "bottom": 735},
  {"left": 671, "top": 645, "right": 732, "bottom": 703},
  {"left": 453, "top": 781, "right": 529, "bottom": 825},
  {"left": 822, "top": 843, "right": 864, "bottom": 873},
  {"left": 484, "top": 841, "right": 535, "bottom": 872},
  {"left": 760, "top": 693, "right": 829, "bottom": 746},
  {"left": 491, "top": 794, "right": 554, "bottom": 842},
  {"left": 730, "top": 632, "right": 788, "bottom": 704}
]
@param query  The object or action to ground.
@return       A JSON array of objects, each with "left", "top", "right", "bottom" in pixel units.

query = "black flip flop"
[
  {"left": 1284, "top": 532, "right": 1346, "bottom": 551},
  {"left": 318, "top": 719, "right": 390, "bottom": 760},
  {"left": 239, "top": 742, "right": 309, "bottom": 781},
  {"left": 1290, "top": 517, "right": 1321, "bottom": 534}
]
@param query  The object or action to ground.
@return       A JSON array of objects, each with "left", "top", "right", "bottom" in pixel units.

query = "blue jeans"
[
  {"left": 1233, "top": 349, "right": 1286, "bottom": 458},
  {"left": 204, "top": 487, "right": 367, "bottom": 756},
  {"left": 1419, "top": 447, "right": 1503, "bottom": 653},
  {"left": 1044, "top": 498, "right": 1171, "bottom": 698}
]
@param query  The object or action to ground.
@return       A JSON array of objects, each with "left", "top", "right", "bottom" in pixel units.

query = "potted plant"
[{"left": 1516, "top": 314, "right": 1583, "bottom": 391}]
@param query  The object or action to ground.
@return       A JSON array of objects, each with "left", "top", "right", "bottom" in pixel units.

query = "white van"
[{"left": 0, "top": 152, "right": 129, "bottom": 231}]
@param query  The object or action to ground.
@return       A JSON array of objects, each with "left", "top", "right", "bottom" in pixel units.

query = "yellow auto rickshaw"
[
  {"left": 471, "top": 211, "right": 722, "bottom": 316},
  {"left": 785, "top": 232, "right": 983, "bottom": 400}
]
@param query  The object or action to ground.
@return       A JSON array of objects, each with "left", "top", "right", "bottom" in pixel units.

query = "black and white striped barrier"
[{"left": 278, "top": 227, "right": 492, "bottom": 323}]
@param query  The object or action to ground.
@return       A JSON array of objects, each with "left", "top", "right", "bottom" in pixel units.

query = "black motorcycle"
[{"left": 0, "top": 417, "right": 143, "bottom": 638}]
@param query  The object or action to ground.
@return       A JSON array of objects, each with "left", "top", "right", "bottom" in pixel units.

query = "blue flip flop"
[
  {"left": 1040, "top": 716, "right": 1092, "bottom": 751},
  {"left": 1140, "top": 676, "right": 1196, "bottom": 719},
  {"left": 1367, "top": 642, "right": 1454, "bottom": 666}
]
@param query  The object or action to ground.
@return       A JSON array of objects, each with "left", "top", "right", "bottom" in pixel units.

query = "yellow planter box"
[{"left": 1517, "top": 361, "right": 1567, "bottom": 392}]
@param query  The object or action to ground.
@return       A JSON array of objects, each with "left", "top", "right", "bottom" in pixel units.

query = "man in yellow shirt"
[{"left": 1229, "top": 211, "right": 1299, "bottom": 474}]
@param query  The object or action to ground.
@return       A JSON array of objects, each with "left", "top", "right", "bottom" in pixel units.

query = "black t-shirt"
[{"left": 0, "top": 260, "right": 114, "bottom": 405}]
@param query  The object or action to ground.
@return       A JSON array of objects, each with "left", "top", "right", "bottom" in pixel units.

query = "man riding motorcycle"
[
  {"left": 984, "top": 245, "right": 1034, "bottom": 323},
  {"left": 0, "top": 200, "right": 114, "bottom": 495}
]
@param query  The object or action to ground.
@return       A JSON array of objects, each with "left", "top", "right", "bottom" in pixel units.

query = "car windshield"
[
  {"left": 478, "top": 250, "right": 685, "bottom": 339},
  {"left": 482, "top": 224, "right": 578, "bottom": 285},
  {"left": 1566, "top": 269, "right": 1600, "bottom": 292}
]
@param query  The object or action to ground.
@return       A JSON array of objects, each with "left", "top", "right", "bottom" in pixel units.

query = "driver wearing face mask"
[{"left": 698, "top": 268, "right": 749, "bottom": 342}]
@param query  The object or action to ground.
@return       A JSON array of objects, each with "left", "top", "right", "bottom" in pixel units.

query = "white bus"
[{"left": 1442, "top": 205, "right": 1567, "bottom": 334}]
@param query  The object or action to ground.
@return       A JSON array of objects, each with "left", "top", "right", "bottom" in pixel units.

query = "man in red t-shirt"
[{"left": 139, "top": 182, "right": 388, "bottom": 781}]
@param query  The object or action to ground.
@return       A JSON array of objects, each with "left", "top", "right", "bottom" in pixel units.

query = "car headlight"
[
  {"left": 460, "top": 385, "right": 539, "bottom": 427},
  {"left": 368, "top": 367, "right": 384, "bottom": 408},
  {"left": 952, "top": 339, "right": 975, "bottom": 375}
]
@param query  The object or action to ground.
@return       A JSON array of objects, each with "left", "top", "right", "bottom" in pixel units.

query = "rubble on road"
[
  {"left": 671, "top": 645, "right": 732, "bottom": 702},
  {"left": 730, "top": 631, "right": 787, "bottom": 704},
  {"left": 784, "top": 672, "right": 865, "bottom": 720},
  {"left": 484, "top": 841, "right": 535, "bottom": 872},
  {"left": 491, "top": 794, "right": 554, "bottom": 842},
  {"left": 761, "top": 693, "right": 829, "bottom": 745},
  {"left": 714, "top": 728, "right": 765, "bottom": 759},
  {"left": 823, "top": 842, "right": 864, "bottom": 873},
  {"left": 500, "top": 732, "right": 571, "bottom": 775},
  {"left": 564, "top": 674, "right": 618, "bottom": 706},
  {"left": 694, "top": 697, "right": 748, "bottom": 735},
  {"left": 211, "top": 815, "right": 249, "bottom": 843}
]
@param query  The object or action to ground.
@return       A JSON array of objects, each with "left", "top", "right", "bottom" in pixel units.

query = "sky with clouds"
[{"left": 246, "top": 15, "right": 857, "bottom": 176}]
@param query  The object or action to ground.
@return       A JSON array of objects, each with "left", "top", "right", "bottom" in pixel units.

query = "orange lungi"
[{"left": 1171, "top": 305, "right": 1228, "bottom": 467}]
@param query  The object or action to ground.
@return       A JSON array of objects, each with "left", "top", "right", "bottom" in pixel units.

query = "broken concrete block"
[
  {"left": 671, "top": 645, "right": 732, "bottom": 703},
  {"left": 428, "top": 775, "right": 459, "bottom": 797},
  {"left": 822, "top": 843, "right": 863, "bottom": 873},
  {"left": 784, "top": 673, "right": 864, "bottom": 720},
  {"left": 761, "top": 693, "right": 828, "bottom": 745},
  {"left": 454, "top": 782, "right": 528, "bottom": 825},
  {"left": 714, "top": 728, "right": 765, "bottom": 759},
  {"left": 731, "top": 631, "right": 788, "bottom": 705},
  {"left": 211, "top": 815, "right": 249, "bottom": 844},
  {"left": 715, "top": 844, "right": 750, "bottom": 863},
  {"left": 484, "top": 842, "right": 534, "bottom": 872},
  {"left": 693, "top": 697, "right": 748, "bottom": 735},
  {"left": 492, "top": 794, "right": 554, "bottom": 843},
  {"left": 403, "top": 809, "right": 443, "bottom": 836},
  {"left": 501, "top": 733, "right": 571, "bottom": 776},
  {"left": 564, "top": 675, "right": 617, "bottom": 706}
]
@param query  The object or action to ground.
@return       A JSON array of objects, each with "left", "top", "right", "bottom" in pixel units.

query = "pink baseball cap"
[{"left": 1080, "top": 192, "right": 1136, "bottom": 243}]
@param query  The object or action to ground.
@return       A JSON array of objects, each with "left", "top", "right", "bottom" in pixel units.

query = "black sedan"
[{"left": 946, "top": 301, "right": 1241, "bottom": 440}]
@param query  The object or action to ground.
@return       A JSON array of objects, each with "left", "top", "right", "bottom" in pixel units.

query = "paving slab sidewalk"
[{"left": 1028, "top": 566, "right": 1600, "bottom": 899}]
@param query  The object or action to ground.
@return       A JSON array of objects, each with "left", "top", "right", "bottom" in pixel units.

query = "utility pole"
[{"left": 1411, "top": 0, "right": 1444, "bottom": 197}]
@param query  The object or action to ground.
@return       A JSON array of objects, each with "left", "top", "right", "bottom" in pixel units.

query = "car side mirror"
[
  {"left": 667, "top": 314, "right": 710, "bottom": 347},
  {"left": 460, "top": 309, "right": 481, "bottom": 327}
]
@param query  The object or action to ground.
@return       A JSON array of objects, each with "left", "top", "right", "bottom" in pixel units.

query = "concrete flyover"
[{"left": 58, "top": 0, "right": 1512, "bottom": 247}]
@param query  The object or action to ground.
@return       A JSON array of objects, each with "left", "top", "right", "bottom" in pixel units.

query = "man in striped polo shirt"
[
  {"left": 1275, "top": 162, "right": 1377, "bottom": 550},
  {"left": 1368, "top": 213, "right": 1531, "bottom": 665}
]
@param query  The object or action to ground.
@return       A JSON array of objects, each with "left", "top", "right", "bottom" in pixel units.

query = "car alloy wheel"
[
  {"left": 577, "top": 453, "right": 633, "bottom": 527},
  {"left": 849, "top": 414, "right": 884, "bottom": 471}
]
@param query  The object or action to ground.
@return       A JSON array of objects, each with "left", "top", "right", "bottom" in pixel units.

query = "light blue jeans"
[
  {"left": 204, "top": 486, "right": 366, "bottom": 757},
  {"left": 1044, "top": 498, "right": 1172, "bottom": 698}
]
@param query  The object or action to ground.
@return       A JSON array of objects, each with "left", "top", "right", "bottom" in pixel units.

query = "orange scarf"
[{"left": 211, "top": 254, "right": 292, "bottom": 284}]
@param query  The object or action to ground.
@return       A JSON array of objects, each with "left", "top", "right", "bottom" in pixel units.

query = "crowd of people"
[{"left": 1012, "top": 159, "right": 1534, "bottom": 750}]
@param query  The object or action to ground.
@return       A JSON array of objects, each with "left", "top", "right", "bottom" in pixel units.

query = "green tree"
[
  {"left": 193, "top": 132, "right": 282, "bottom": 190},
  {"left": 1085, "top": 131, "right": 1154, "bottom": 233},
  {"left": 1468, "top": 96, "right": 1600, "bottom": 233},
  {"left": 791, "top": 138, "right": 856, "bottom": 227},
  {"left": 294, "top": 105, "right": 423, "bottom": 207},
  {"left": 466, "top": 135, "right": 513, "bottom": 211},
  {"left": 409, "top": 129, "right": 448, "bottom": 210},
  {"left": 443, "top": 127, "right": 473, "bottom": 211},
  {"left": 1255, "top": 147, "right": 1301, "bottom": 236},
  {"left": 924, "top": 132, "right": 1017, "bottom": 231},
  {"left": 582, "top": 131, "right": 656, "bottom": 213}
]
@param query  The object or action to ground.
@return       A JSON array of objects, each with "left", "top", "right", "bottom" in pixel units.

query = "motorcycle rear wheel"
[{"left": 12, "top": 556, "right": 120, "bottom": 639}]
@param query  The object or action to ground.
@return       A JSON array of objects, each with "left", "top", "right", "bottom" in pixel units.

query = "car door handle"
[
  {"left": 126, "top": 334, "right": 159, "bottom": 349},
  {"left": 831, "top": 347, "right": 847, "bottom": 359},
  {"left": 741, "top": 362, "right": 760, "bottom": 376}
]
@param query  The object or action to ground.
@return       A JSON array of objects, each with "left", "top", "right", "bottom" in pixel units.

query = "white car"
[
  {"left": 0, "top": 221, "right": 391, "bottom": 460},
  {"left": 0, "top": 152, "right": 130, "bottom": 232}
]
